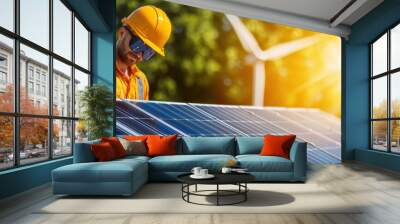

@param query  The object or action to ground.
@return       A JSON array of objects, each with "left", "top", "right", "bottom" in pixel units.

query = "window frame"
[
  {"left": 0, "top": 0, "right": 92, "bottom": 171},
  {"left": 370, "top": 21, "right": 400, "bottom": 154}
]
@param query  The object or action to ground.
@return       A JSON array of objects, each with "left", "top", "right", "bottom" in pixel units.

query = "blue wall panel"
[
  {"left": 342, "top": 43, "right": 369, "bottom": 160},
  {"left": 92, "top": 33, "right": 114, "bottom": 89},
  {"left": 0, "top": 158, "right": 72, "bottom": 199}
]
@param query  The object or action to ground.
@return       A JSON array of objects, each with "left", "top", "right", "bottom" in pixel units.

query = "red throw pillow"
[
  {"left": 101, "top": 137, "right": 126, "bottom": 158},
  {"left": 91, "top": 142, "right": 117, "bottom": 161},
  {"left": 260, "top": 134, "right": 296, "bottom": 159},
  {"left": 146, "top": 135, "right": 177, "bottom": 157}
]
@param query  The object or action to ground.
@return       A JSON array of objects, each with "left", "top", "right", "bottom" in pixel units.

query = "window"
[
  {"left": 42, "top": 85, "right": 46, "bottom": 97},
  {"left": 371, "top": 23, "right": 400, "bottom": 153},
  {"left": 20, "top": 0, "right": 49, "bottom": 49},
  {"left": 41, "top": 73, "right": 46, "bottom": 83},
  {"left": 28, "top": 67, "right": 34, "bottom": 80},
  {"left": 35, "top": 70, "right": 41, "bottom": 81},
  {"left": 53, "top": 0, "right": 72, "bottom": 60},
  {"left": 36, "top": 83, "right": 40, "bottom": 95},
  {"left": 0, "top": 54, "right": 7, "bottom": 67},
  {"left": 0, "top": 0, "right": 14, "bottom": 32},
  {"left": 0, "top": 54, "right": 7, "bottom": 89},
  {"left": 0, "top": 116, "right": 13, "bottom": 170},
  {"left": 74, "top": 17, "right": 90, "bottom": 70},
  {"left": 0, "top": 0, "right": 91, "bottom": 170},
  {"left": 53, "top": 119, "right": 72, "bottom": 158},
  {"left": 53, "top": 59, "right": 72, "bottom": 117},
  {"left": 74, "top": 69, "right": 89, "bottom": 118},
  {"left": 28, "top": 81, "right": 34, "bottom": 94},
  {"left": 0, "top": 71, "right": 7, "bottom": 84},
  {"left": 0, "top": 35, "right": 13, "bottom": 112}
]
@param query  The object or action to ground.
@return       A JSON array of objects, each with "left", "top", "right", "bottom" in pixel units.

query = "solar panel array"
[{"left": 116, "top": 100, "right": 341, "bottom": 164}]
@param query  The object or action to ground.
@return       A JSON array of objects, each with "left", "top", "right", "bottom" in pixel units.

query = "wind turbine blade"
[
  {"left": 225, "top": 14, "right": 263, "bottom": 56},
  {"left": 258, "top": 35, "right": 321, "bottom": 61}
]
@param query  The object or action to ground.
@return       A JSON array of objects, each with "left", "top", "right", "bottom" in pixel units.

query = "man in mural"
[{"left": 116, "top": 5, "right": 172, "bottom": 100}]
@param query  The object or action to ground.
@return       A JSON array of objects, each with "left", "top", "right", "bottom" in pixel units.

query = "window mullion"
[
  {"left": 13, "top": 0, "right": 20, "bottom": 167},
  {"left": 71, "top": 11, "right": 76, "bottom": 154},
  {"left": 388, "top": 30, "right": 391, "bottom": 152},
  {"left": 370, "top": 45, "right": 373, "bottom": 149},
  {"left": 48, "top": 0, "right": 53, "bottom": 160}
]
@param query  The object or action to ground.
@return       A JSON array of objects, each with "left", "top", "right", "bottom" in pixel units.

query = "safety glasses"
[{"left": 124, "top": 26, "right": 155, "bottom": 61}]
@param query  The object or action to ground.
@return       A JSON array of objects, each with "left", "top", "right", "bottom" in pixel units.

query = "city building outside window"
[
  {"left": 0, "top": 0, "right": 91, "bottom": 170},
  {"left": 371, "top": 23, "right": 400, "bottom": 154}
]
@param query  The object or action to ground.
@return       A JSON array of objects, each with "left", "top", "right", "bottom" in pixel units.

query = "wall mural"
[{"left": 115, "top": 0, "right": 341, "bottom": 164}]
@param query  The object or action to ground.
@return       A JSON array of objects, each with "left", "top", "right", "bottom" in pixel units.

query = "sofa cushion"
[
  {"left": 147, "top": 135, "right": 177, "bottom": 157},
  {"left": 149, "top": 154, "right": 235, "bottom": 172},
  {"left": 236, "top": 155, "right": 293, "bottom": 172},
  {"left": 91, "top": 142, "right": 118, "bottom": 161},
  {"left": 260, "top": 134, "right": 296, "bottom": 159},
  {"left": 53, "top": 159, "right": 147, "bottom": 183},
  {"left": 236, "top": 137, "right": 263, "bottom": 155},
  {"left": 101, "top": 137, "right": 127, "bottom": 158},
  {"left": 181, "top": 137, "right": 235, "bottom": 155},
  {"left": 118, "top": 138, "right": 147, "bottom": 156}
]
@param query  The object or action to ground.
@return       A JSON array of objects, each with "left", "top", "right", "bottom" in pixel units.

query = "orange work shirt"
[{"left": 116, "top": 64, "right": 149, "bottom": 100}]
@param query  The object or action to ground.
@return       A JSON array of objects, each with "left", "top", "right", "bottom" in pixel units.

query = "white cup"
[
  {"left": 221, "top": 167, "right": 232, "bottom": 174},
  {"left": 191, "top": 167, "right": 202, "bottom": 176},
  {"left": 200, "top": 169, "right": 208, "bottom": 176}
]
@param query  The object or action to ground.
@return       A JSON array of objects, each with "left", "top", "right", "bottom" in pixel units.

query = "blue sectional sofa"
[{"left": 52, "top": 137, "right": 307, "bottom": 196}]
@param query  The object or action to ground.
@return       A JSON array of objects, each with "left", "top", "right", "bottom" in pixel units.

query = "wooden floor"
[{"left": 1, "top": 162, "right": 400, "bottom": 224}]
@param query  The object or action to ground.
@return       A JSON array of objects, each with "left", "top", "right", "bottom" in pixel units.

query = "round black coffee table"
[{"left": 177, "top": 173, "right": 255, "bottom": 206}]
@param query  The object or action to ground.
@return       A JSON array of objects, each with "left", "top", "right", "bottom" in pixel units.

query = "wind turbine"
[{"left": 225, "top": 14, "right": 321, "bottom": 106}]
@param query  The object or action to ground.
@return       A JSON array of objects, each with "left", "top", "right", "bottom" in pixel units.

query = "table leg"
[
  {"left": 187, "top": 184, "right": 190, "bottom": 202},
  {"left": 217, "top": 184, "right": 219, "bottom": 206},
  {"left": 245, "top": 183, "right": 247, "bottom": 201},
  {"left": 195, "top": 184, "right": 197, "bottom": 192}
]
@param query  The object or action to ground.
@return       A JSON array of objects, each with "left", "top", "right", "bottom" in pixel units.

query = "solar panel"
[
  {"left": 192, "top": 104, "right": 286, "bottom": 135},
  {"left": 116, "top": 100, "right": 341, "bottom": 164},
  {"left": 116, "top": 100, "right": 182, "bottom": 135},
  {"left": 131, "top": 101, "right": 244, "bottom": 136}
]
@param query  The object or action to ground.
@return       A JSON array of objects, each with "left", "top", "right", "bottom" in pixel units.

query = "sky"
[
  {"left": 372, "top": 32, "right": 400, "bottom": 110},
  {"left": 0, "top": 0, "right": 89, "bottom": 74}
]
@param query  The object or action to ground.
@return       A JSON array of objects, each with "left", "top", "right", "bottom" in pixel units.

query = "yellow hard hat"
[{"left": 122, "top": 5, "right": 172, "bottom": 56}]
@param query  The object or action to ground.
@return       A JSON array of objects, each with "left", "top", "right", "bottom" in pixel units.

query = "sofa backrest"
[
  {"left": 73, "top": 139, "right": 100, "bottom": 163},
  {"left": 235, "top": 137, "right": 264, "bottom": 155},
  {"left": 179, "top": 137, "right": 235, "bottom": 155}
]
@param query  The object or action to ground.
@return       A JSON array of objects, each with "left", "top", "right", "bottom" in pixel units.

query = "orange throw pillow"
[
  {"left": 91, "top": 142, "right": 117, "bottom": 161},
  {"left": 101, "top": 137, "right": 126, "bottom": 158},
  {"left": 123, "top": 135, "right": 158, "bottom": 141},
  {"left": 146, "top": 135, "right": 177, "bottom": 157},
  {"left": 260, "top": 134, "right": 296, "bottom": 159}
]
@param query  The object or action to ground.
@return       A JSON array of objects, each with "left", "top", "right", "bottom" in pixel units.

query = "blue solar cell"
[
  {"left": 116, "top": 100, "right": 152, "bottom": 119},
  {"left": 163, "top": 119, "right": 243, "bottom": 136},
  {"left": 194, "top": 105, "right": 264, "bottom": 122},
  {"left": 245, "top": 108, "right": 284, "bottom": 121},
  {"left": 135, "top": 102, "right": 209, "bottom": 120},
  {"left": 116, "top": 118, "right": 178, "bottom": 136},
  {"left": 224, "top": 121, "right": 284, "bottom": 135}
]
